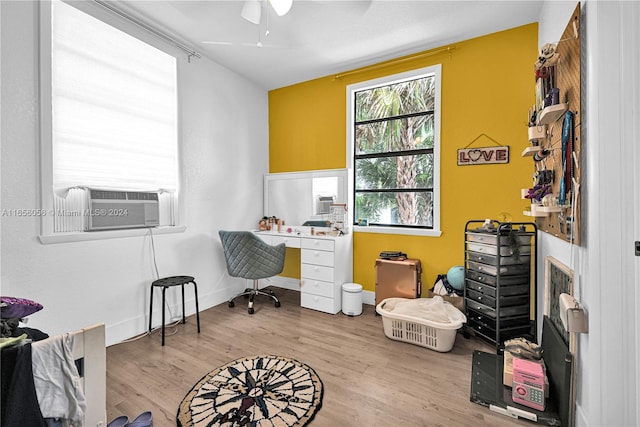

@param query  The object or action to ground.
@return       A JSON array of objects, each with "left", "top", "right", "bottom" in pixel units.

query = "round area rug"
[{"left": 177, "top": 355, "right": 323, "bottom": 427}]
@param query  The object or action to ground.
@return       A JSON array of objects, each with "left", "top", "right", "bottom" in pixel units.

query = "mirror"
[{"left": 264, "top": 169, "right": 349, "bottom": 227}]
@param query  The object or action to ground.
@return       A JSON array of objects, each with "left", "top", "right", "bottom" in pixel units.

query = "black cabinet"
[{"left": 464, "top": 220, "right": 537, "bottom": 348}]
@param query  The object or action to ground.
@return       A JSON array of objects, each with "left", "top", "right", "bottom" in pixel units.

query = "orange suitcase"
[{"left": 375, "top": 258, "right": 422, "bottom": 306}]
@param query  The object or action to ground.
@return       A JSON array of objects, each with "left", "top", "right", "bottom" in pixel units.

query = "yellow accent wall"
[{"left": 269, "top": 24, "right": 538, "bottom": 291}]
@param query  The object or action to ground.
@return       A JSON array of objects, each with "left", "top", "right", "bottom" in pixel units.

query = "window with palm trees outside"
[{"left": 349, "top": 65, "right": 441, "bottom": 233}]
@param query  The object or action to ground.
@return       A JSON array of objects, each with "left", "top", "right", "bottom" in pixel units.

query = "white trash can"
[{"left": 342, "top": 283, "right": 363, "bottom": 316}]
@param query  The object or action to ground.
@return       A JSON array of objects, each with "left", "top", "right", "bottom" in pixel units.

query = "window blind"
[{"left": 51, "top": 0, "right": 178, "bottom": 192}]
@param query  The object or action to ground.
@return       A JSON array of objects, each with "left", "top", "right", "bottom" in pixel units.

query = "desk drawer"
[
  {"left": 301, "top": 249, "right": 334, "bottom": 267},
  {"left": 271, "top": 235, "right": 301, "bottom": 248},
  {"left": 301, "top": 238, "right": 334, "bottom": 252},
  {"left": 301, "top": 278, "right": 335, "bottom": 298},
  {"left": 301, "top": 292, "right": 339, "bottom": 314},
  {"left": 301, "top": 264, "right": 334, "bottom": 283}
]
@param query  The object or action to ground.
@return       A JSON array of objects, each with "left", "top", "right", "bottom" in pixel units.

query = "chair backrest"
[{"left": 218, "top": 231, "right": 286, "bottom": 280}]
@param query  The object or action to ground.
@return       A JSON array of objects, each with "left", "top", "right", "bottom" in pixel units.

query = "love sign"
[{"left": 457, "top": 146, "right": 510, "bottom": 165}]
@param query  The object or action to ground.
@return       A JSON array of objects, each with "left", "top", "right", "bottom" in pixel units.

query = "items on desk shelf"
[
  {"left": 329, "top": 203, "right": 347, "bottom": 232},
  {"left": 258, "top": 216, "right": 282, "bottom": 231},
  {"left": 259, "top": 217, "right": 268, "bottom": 231}
]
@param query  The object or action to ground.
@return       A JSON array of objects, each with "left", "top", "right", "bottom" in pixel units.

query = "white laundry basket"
[
  {"left": 376, "top": 297, "right": 466, "bottom": 352},
  {"left": 342, "top": 283, "right": 363, "bottom": 316}
]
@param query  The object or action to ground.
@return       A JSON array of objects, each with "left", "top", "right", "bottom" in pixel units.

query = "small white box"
[{"left": 528, "top": 125, "right": 547, "bottom": 143}]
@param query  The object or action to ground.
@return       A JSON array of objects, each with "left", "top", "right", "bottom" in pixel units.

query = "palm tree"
[{"left": 355, "top": 77, "right": 435, "bottom": 225}]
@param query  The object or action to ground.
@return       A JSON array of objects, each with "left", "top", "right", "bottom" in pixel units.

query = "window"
[
  {"left": 347, "top": 65, "right": 441, "bottom": 235},
  {"left": 39, "top": 0, "right": 180, "bottom": 239}
]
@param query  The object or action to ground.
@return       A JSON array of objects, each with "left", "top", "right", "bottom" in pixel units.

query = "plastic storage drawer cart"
[
  {"left": 464, "top": 220, "right": 537, "bottom": 349},
  {"left": 376, "top": 297, "right": 466, "bottom": 352}
]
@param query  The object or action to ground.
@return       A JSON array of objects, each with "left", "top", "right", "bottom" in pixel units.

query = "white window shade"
[{"left": 51, "top": 0, "right": 178, "bottom": 192}]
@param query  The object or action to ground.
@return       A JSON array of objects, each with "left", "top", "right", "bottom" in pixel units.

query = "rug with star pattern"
[{"left": 177, "top": 355, "right": 324, "bottom": 426}]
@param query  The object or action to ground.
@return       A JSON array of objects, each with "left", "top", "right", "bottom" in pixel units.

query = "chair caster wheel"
[
  {"left": 228, "top": 301, "right": 235, "bottom": 308},
  {"left": 248, "top": 307, "right": 255, "bottom": 315},
  {"left": 275, "top": 301, "right": 281, "bottom": 308}
]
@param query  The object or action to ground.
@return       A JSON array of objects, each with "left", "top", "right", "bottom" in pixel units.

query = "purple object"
[{"left": 0, "top": 296, "right": 43, "bottom": 319}]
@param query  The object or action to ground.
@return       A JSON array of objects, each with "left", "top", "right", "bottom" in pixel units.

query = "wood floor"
[{"left": 106, "top": 288, "right": 532, "bottom": 426}]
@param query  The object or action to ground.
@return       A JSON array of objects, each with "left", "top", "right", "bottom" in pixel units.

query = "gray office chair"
[{"left": 218, "top": 230, "right": 285, "bottom": 314}]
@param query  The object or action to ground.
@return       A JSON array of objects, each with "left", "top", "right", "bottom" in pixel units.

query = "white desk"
[{"left": 255, "top": 230, "right": 353, "bottom": 314}]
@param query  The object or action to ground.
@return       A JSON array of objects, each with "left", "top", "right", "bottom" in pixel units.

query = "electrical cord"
[{"left": 149, "top": 227, "right": 160, "bottom": 280}]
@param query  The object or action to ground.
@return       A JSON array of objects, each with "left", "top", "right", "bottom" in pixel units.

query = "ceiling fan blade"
[
  {"left": 241, "top": 0, "right": 261, "bottom": 24},
  {"left": 269, "top": 0, "right": 293, "bottom": 17},
  {"left": 201, "top": 41, "right": 234, "bottom": 46},
  {"left": 201, "top": 40, "right": 292, "bottom": 49}
]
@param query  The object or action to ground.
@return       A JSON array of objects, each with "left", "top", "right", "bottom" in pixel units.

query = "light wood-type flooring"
[{"left": 106, "top": 288, "right": 532, "bottom": 426}]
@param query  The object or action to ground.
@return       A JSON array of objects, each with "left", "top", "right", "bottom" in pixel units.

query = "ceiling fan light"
[
  {"left": 241, "top": 0, "right": 261, "bottom": 25},
  {"left": 269, "top": 0, "right": 293, "bottom": 16}
]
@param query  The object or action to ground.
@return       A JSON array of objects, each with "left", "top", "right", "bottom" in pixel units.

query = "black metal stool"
[{"left": 148, "top": 275, "right": 200, "bottom": 346}]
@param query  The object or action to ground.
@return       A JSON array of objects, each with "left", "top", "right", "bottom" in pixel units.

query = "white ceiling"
[{"left": 115, "top": 0, "right": 544, "bottom": 90}]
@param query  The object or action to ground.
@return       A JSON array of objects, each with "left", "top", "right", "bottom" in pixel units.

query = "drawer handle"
[
  {"left": 314, "top": 266, "right": 319, "bottom": 272},
  {"left": 478, "top": 286, "right": 483, "bottom": 291},
  {"left": 314, "top": 251, "right": 319, "bottom": 256}
]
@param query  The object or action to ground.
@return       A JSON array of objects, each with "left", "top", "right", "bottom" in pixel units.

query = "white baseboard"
[
  {"left": 260, "top": 276, "right": 300, "bottom": 291},
  {"left": 266, "top": 276, "right": 376, "bottom": 306},
  {"left": 362, "top": 290, "right": 375, "bottom": 305}
]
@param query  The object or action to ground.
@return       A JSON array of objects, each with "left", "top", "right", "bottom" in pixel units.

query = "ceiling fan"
[
  {"left": 201, "top": 0, "right": 293, "bottom": 48},
  {"left": 241, "top": 0, "right": 293, "bottom": 25}
]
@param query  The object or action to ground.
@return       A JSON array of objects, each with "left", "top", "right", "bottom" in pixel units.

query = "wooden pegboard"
[{"left": 529, "top": 4, "right": 582, "bottom": 245}]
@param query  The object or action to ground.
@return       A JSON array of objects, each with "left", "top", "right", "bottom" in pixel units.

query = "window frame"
[
  {"left": 346, "top": 65, "right": 442, "bottom": 237},
  {"left": 38, "top": 0, "right": 186, "bottom": 243}
]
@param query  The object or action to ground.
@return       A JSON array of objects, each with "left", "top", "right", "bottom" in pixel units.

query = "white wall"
[
  {"left": 538, "top": 1, "right": 640, "bottom": 426},
  {"left": 0, "top": 1, "right": 269, "bottom": 346}
]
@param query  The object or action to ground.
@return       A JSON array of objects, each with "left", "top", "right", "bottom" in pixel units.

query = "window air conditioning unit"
[
  {"left": 88, "top": 189, "right": 159, "bottom": 231},
  {"left": 316, "top": 196, "right": 335, "bottom": 215}
]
